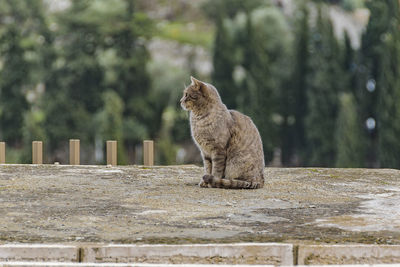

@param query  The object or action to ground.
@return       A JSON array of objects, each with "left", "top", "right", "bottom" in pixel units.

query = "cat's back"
[
  {"left": 228, "top": 109, "right": 264, "bottom": 161},
  {"left": 229, "top": 110, "right": 261, "bottom": 140},
  {"left": 225, "top": 109, "right": 264, "bottom": 181}
]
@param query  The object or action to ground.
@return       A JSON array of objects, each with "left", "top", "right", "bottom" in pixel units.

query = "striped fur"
[{"left": 181, "top": 76, "right": 265, "bottom": 189}]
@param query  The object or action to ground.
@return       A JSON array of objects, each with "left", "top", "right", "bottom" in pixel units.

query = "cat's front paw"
[
  {"left": 202, "top": 174, "right": 213, "bottom": 184},
  {"left": 199, "top": 180, "right": 209, "bottom": 188}
]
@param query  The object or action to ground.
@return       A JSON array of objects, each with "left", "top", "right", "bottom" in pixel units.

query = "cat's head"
[{"left": 180, "top": 76, "right": 221, "bottom": 112}]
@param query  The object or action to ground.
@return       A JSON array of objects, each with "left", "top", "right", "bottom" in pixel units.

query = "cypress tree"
[
  {"left": 240, "top": 6, "right": 292, "bottom": 163},
  {"left": 356, "top": 0, "right": 394, "bottom": 167},
  {"left": 96, "top": 91, "right": 127, "bottom": 165},
  {"left": 291, "top": 1, "right": 310, "bottom": 164},
  {"left": 377, "top": 0, "right": 400, "bottom": 168},
  {"left": 0, "top": 25, "right": 29, "bottom": 145},
  {"left": 211, "top": 16, "right": 238, "bottom": 109},
  {"left": 305, "top": 7, "right": 342, "bottom": 166},
  {"left": 206, "top": 0, "right": 265, "bottom": 110},
  {"left": 335, "top": 93, "right": 365, "bottom": 167}
]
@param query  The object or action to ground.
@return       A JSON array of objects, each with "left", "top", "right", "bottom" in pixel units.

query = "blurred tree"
[
  {"left": 291, "top": 0, "right": 310, "bottom": 165},
  {"left": 0, "top": 24, "right": 29, "bottom": 145},
  {"left": 148, "top": 60, "right": 190, "bottom": 164},
  {"left": 341, "top": 0, "right": 365, "bottom": 11},
  {"left": 21, "top": 107, "right": 47, "bottom": 163},
  {"left": 205, "top": 0, "right": 265, "bottom": 110},
  {"left": 377, "top": 0, "right": 400, "bottom": 168},
  {"left": 206, "top": 1, "right": 293, "bottom": 164},
  {"left": 343, "top": 31, "right": 356, "bottom": 95},
  {"left": 96, "top": 0, "right": 154, "bottom": 161},
  {"left": 0, "top": 0, "right": 39, "bottom": 145},
  {"left": 335, "top": 93, "right": 365, "bottom": 167},
  {"left": 95, "top": 90, "right": 127, "bottom": 164},
  {"left": 43, "top": 0, "right": 106, "bottom": 157},
  {"left": 356, "top": 0, "right": 392, "bottom": 167},
  {"left": 0, "top": 0, "right": 54, "bottom": 157},
  {"left": 240, "top": 6, "right": 293, "bottom": 163},
  {"left": 203, "top": 0, "right": 266, "bottom": 19},
  {"left": 101, "top": 0, "right": 152, "bottom": 118},
  {"left": 305, "top": 7, "right": 343, "bottom": 166},
  {"left": 42, "top": 0, "right": 154, "bottom": 163},
  {"left": 211, "top": 16, "right": 238, "bottom": 109},
  {"left": 157, "top": 106, "right": 178, "bottom": 165}
]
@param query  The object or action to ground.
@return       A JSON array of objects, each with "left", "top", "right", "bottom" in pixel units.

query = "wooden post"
[
  {"left": 143, "top": 140, "right": 154, "bottom": 166},
  {"left": 69, "top": 139, "right": 80, "bottom": 165},
  {"left": 0, "top": 142, "right": 5, "bottom": 164},
  {"left": 32, "top": 141, "right": 43, "bottom": 164},
  {"left": 106, "top": 140, "right": 117, "bottom": 166}
]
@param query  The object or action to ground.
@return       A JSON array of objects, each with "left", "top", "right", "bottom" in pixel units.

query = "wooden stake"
[
  {"left": 0, "top": 142, "right": 5, "bottom": 164},
  {"left": 106, "top": 140, "right": 117, "bottom": 166},
  {"left": 32, "top": 141, "right": 43, "bottom": 164},
  {"left": 143, "top": 140, "right": 154, "bottom": 166},
  {"left": 69, "top": 139, "right": 80, "bottom": 165}
]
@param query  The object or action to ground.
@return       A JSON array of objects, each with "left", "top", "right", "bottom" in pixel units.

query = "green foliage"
[
  {"left": 95, "top": 91, "right": 127, "bottom": 164},
  {"left": 158, "top": 22, "right": 212, "bottom": 47},
  {"left": 0, "top": 0, "right": 399, "bottom": 168},
  {"left": 377, "top": 0, "right": 400, "bottom": 168},
  {"left": 0, "top": 25, "right": 29, "bottom": 144},
  {"left": 335, "top": 93, "right": 365, "bottom": 167},
  {"left": 43, "top": 0, "right": 153, "bottom": 163},
  {"left": 305, "top": 7, "right": 343, "bottom": 166},
  {"left": 21, "top": 108, "right": 47, "bottom": 163},
  {"left": 211, "top": 17, "right": 238, "bottom": 109},
  {"left": 291, "top": 0, "right": 310, "bottom": 163},
  {"left": 355, "top": 0, "right": 392, "bottom": 167},
  {"left": 341, "top": 0, "right": 365, "bottom": 11},
  {"left": 203, "top": 0, "right": 267, "bottom": 19},
  {"left": 236, "top": 6, "right": 293, "bottom": 162}
]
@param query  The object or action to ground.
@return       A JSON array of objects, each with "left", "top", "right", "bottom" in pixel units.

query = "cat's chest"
[{"left": 190, "top": 115, "right": 229, "bottom": 150}]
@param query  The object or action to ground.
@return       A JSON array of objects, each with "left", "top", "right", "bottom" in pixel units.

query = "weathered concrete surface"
[
  {"left": 0, "top": 244, "right": 78, "bottom": 262},
  {"left": 298, "top": 245, "right": 400, "bottom": 265},
  {"left": 0, "top": 164, "right": 399, "bottom": 244},
  {"left": 0, "top": 263, "right": 272, "bottom": 267},
  {"left": 81, "top": 243, "right": 292, "bottom": 265}
]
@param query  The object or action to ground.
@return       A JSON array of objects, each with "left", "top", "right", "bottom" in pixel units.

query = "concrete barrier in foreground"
[
  {"left": 1, "top": 243, "right": 400, "bottom": 265},
  {"left": 298, "top": 245, "right": 400, "bottom": 265},
  {"left": 0, "top": 245, "right": 79, "bottom": 262},
  {"left": 0, "top": 263, "right": 273, "bottom": 267},
  {"left": 81, "top": 243, "right": 293, "bottom": 265}
]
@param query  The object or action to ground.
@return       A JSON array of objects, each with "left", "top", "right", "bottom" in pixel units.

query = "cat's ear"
[
  {"left": 190, "top": 76, "right": 202, "bottom": 88},
  {"left": 190, "top": 76, "right": 207, "bottom": 95}
]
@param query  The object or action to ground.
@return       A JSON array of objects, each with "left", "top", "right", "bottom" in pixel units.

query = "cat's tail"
[{"left": 203, "top": 175, "right": 263, "bottom": 189}]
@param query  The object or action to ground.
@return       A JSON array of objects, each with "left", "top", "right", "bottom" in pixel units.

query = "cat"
[{"left": 180, "top": 76, "right": 265, "bottom": 189}]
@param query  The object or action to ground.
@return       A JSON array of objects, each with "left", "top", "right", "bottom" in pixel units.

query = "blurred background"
[{"left": 0, "top": 0, "right": 399, "bottom": 168}]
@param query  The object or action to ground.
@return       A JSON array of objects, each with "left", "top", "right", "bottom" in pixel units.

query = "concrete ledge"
[
  {"left": 0, "top": 263, "right": 273, "bottom": 267},
  {"left": 0, "top": 245, "right": 79, "bottom": 262},
  {"left": 81, "top": 243, "right": 293, "bottom": 265},
  {"left": 1, "top": 243, "right": 400, "bottom": 265},
  {"left": 298, "top": 245, "right": 400, "bottom": 265},
  {"left": 1, "top": 263, "right": 400, "bottom": 267}
]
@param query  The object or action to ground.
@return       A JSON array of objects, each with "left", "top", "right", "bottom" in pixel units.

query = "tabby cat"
[{"left": 180, "top": 76, "right": 265, "bottom": 189}]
